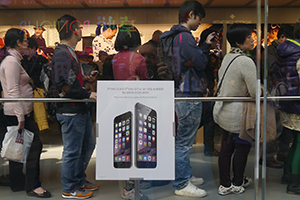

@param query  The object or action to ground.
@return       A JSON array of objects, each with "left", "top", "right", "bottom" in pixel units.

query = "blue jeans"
[
  {"left": 173, "top": 101, "right": 202, "bottom": 190},
  {"left": 56, "top": 112, "right": 95, "bottom": 193}
]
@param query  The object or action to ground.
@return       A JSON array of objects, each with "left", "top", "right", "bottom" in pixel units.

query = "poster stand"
[{"left": 129, "top": 178, "right": 144, "bottom": 200}]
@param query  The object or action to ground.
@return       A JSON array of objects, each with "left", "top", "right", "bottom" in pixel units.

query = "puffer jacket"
[{"left": 273, "top": 38, "right": 300, "bottom": 114}]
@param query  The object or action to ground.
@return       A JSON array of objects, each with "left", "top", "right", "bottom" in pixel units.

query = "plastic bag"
[{"left": 1, "top": 126, "right": 34, "bottom": 163}]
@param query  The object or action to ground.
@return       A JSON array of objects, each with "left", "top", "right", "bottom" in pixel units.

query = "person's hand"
[
  {"left": 85, "top": 70, "right": 99, "bottom": 82},
  {"left": 46, "top": 53, "right": 52, "bottom": 60},
  {"left": 89, "top": 92, "right": 97, "bottom": 100},
  {"left": 203, "top": 88, "right": 210, "bottom": 97},
  {"left": 206, "top": 32, "right": 216, "bottom": 45},
  {"left": 18, "top": 121, "right": 25, "bottom": 131},
  {"left": 157, "top": 63, "right": 173, "bottom": 80}
]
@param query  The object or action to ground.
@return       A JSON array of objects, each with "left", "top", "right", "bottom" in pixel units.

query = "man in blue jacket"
[
  {"left": 53, "top": 14, "right": 98, "bottom": 199},
  {"left": 160, "top": 1, "right": 214, "bottom": 198}
]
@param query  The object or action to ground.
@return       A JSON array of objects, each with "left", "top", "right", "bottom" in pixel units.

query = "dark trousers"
[
  {"left": 5, "top": 112, "right": 42, "bottom": 192},
  {"left": 266, "top": 128, "right": 293, "bottom": 162},
  {"left": 266, "top": 109, "right": 292, "bottom": 162},
  {"left": 200, "top": 102, "right": 215, "bottom": 143},
  {"left": 218, "top": 128, "right": 251, "bottom": 187}
]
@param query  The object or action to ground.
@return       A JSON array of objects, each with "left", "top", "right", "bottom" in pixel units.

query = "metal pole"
[
  {"left": 1, "top": 96, "right": 300, "bottom": 103},
  {"left": 255, "top": 1, "right": 262, "bottom": 200},
  {"left": 135, "top": 179, "right": 140, "bottom": 200},
  {"left": 262, "top": 1, "right": 269, "bottom": 200}
]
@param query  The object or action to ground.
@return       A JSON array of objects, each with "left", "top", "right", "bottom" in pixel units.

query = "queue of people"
[{"left": 1, "top": 0, "right": 300, "bottom": 199}]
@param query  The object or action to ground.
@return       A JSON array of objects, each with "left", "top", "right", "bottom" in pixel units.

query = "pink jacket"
[
  {"left": 0, "top": 49, "right": 33, "bottom": 122},
  {"left": 113, "top": 51, "right": 149, "bottom": 80}
]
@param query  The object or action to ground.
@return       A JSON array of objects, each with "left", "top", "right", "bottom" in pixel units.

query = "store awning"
[{"left": 0, "top": 0, "right": 300, "bottom": 9}]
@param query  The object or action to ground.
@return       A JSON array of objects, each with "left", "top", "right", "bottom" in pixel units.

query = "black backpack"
[
  {"left": 157, "top": 31, "right": 185, "bottom": 81},
  {"left": 158, "top": 30, "right": 207, "bottom": 94},
  {"left": 40, "top": 61, "right": 58, "bottom": 122}
]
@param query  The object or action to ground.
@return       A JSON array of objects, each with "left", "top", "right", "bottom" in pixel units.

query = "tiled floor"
[{"left": 0, "top": 123, "right": 299, "bottom": 200}]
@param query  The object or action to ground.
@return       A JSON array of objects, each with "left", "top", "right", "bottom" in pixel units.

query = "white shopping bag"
[{"left": 1, "top": 126, "right": 34, "bottom": 163}]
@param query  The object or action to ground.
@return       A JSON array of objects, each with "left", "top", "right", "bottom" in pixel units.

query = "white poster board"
[{"left": 96, "top": 81, "right": 174, "bottom": 180}]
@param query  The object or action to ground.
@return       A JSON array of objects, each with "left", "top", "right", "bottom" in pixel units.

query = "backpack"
[
  {"left": 40, "top": 61, "right": 58, "bottom": 122},
  {"left": 158, "top": 31, "right": 184, "bottom": 81},
  {"left": 158, "top": 30, "right": 207, "bottom": 95}
]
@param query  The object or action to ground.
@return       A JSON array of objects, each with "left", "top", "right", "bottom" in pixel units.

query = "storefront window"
[{"left": 1, "top": 1, "right": 300, "bottom": 199}]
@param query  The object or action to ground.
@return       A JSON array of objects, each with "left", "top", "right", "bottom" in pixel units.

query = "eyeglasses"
[{"left": 23, "top": 40, "right": 28, "bottom": 43}]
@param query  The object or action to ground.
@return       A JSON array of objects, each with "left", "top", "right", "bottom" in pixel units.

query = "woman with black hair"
[
  {"left": 113, "top": 25, "right": 149, "bottom": 80},
  {"left": 0, "top": 28, "right": 51, "bottom": 198},
  {"left": 112, "top": 25, "right": 149, "bottom": 200},
  {"left": 198, "top": 27, "right": 220, "bottom": 157},
  {"left": 213, "top": 24, "right": 256, "bottom": 195}
]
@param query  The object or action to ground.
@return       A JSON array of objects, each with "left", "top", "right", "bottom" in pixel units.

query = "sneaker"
[
  {"left": 62, "top": 188, "right": 93, "bottom": 199},
  {"left": 218, "top": 185, "right": 234, "bottom": 195},
  {"left": 242, "top": 177, "right": 252, "bottom": 188},
  {"left": 218, "top": 184, "right": 245, "bottom": 195},
  {"left": 175, "top": 181, "right": 207, "bottom": 198},
  {"left": 232, "top": 185, "right": 245, "bottom": 194},
  {"left": 81, "top": 180, "right": 99, "bottom": 191},
  {"left": 189, "top": 176, "right": 204, "bottom": 185},
  {"left": 121, "top": 188, "right": 149, "bottom": 200}
]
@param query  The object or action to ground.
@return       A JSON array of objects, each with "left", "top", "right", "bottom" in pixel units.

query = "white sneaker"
[
  {"left": 121, "top": 188, "right": 149, "bottom": 200},
  {"left": 218, "top": 184, "right": 245, "bottom": 195},
  {"left": 232, "top": 185, "right": 245, "bottom": 194},
  {"left": 175, "top": 181, "right": 207, "bottom": 198},
  {"left": 189, "top": 176, "right": 204, "bottom": 185},
  {"left": 242, "top": 177, "right": 252, "bottom": 188}
]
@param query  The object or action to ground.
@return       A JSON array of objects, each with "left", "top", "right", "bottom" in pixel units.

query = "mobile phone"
[
  {"left": 113, "top": 111, "right": 132, "bottom": 168},
  {"left": 91, "top": 71, "right": 98, "bottom": 76},
  {"left": 210, "top": 27, "right": 223, "bottom": 41},
  {"left": 135, "top": 103, "right": 157, "bottom": 168}
]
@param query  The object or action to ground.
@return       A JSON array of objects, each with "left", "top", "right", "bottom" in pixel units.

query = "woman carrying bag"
[
  {"left": 213, "top": 24, "right": 257, "bottom": 195},
  {"left": 0, "top": 28, "right": 51, "bottom": 198}
]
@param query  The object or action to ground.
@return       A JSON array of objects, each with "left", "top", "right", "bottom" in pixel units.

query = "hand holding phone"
[{"left": 210, "top": 27, "right": 223, "bottom": 42}]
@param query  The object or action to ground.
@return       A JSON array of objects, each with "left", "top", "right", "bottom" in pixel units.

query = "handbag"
[{"left": 1, "top": 126, "right": 34, "bottom": 163}]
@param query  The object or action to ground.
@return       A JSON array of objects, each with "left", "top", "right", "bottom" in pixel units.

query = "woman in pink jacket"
[
  {"left": 112, "top": 25, "right": 149, "bottom": 80},
  {"left": 0, "top": 28, "right": 51, "bottom": 198}
]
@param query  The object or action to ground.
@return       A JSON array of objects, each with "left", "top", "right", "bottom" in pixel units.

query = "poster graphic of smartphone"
[
  {"left": 113, "top": 111, "right": 132, "bottom": 168},
  {"left": 135, "top": 103, "right": 157, "bottom": 168}
]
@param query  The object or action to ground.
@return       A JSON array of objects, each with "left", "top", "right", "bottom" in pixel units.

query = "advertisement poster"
[{"left": 96, "top": 81, "right": 174, "bottom": 180}]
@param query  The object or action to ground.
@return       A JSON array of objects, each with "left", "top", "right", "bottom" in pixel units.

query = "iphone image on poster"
[
  {"left": 113, "top": 111, "right": 132, "bottom": 168},
  {"left": 135, "top": 103, "right": 157, "bottom": 168}
]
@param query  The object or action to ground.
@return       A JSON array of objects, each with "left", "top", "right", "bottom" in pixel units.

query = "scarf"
[{"left": 229, "top": 47, "right": 247, "bottom": 56}]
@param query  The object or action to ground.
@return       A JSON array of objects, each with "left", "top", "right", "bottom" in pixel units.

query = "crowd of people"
[{"left": 0, "top": 0, "right": 300, "bottom": 199}]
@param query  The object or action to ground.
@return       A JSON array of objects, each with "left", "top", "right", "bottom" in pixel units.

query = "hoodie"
[{"left": 160, "top": 24, "right": 210, "bottom": 97}]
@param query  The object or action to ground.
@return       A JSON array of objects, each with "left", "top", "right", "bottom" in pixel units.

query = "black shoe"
[
  {"left": 286, "top": 174, "right": 300, "bottom": 195},
  {"left": 287, "top": 182, "right": 300, "bottom": 195},
  {"left": 27, "top": 190, "right": 52, "bottom": 198}
]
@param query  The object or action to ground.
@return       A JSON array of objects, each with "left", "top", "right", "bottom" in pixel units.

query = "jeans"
[
  {"left": 56, "top": 112, "right": 95, "bottom": 193},
  {"left": 173, "top": 101, "right": 202, "bottom": 190}
]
